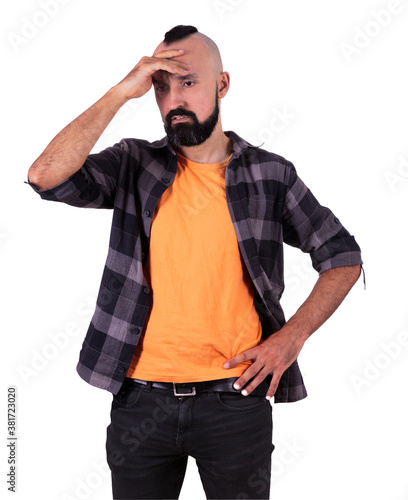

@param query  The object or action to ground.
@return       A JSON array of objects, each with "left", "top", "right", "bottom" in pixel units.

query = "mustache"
[{"left": 165, "top": 108, "right": 197, "bottom": 124}]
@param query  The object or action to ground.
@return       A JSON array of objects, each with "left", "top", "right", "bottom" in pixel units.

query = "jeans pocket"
[
  {"left": 113, "top": 384, "right": 143, "bottom": 408},
  {"left": 215, "top": 391, "right": 268, "bottom": 410}
]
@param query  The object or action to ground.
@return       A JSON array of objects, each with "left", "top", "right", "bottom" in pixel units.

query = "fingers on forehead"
[{"left": 153, "top": 48, "right": 183, "bottom": 58}]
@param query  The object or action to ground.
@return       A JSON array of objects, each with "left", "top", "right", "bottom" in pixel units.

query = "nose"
[{"left": 168, "top": 85, "right": 186, "bottom": 110}]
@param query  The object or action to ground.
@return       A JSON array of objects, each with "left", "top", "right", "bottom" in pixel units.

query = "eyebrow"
[
  {"left": 152, "top": 73, "right": 200, "bottom": 84},
  {"left": 175, "top": 73, "right": 199, "bottom": 81}
]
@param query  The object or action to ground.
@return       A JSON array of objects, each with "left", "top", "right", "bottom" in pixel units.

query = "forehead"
[{"left": 153, "top": 35, "right": 214, "bottom": 73}]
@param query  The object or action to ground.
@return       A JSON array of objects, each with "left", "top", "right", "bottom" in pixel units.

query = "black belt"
[{"left": 124, "top": 377, "right": 269, "bottom": 397}]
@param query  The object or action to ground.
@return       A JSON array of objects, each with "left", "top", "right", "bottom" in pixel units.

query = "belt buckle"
[{"left": 173, "top": 383, "right": 196, "bottom": 396}]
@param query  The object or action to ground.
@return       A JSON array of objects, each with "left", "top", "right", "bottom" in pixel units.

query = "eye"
[
  {"left": 155, "top": 84, "right": 168, "bottom": 93},
  {"left": 183, "top": 81, "right": 195, "bottom": 88}
]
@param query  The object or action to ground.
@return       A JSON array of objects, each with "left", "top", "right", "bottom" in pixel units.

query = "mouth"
[{"left": 171, "top": 115, "right": 190, "bottom": 124}]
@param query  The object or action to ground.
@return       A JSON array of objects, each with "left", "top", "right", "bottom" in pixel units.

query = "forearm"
[
  {"left": 28, "top": 50, "right": 191, "bottom": 192},
  {"left": 283, "top": 264, "right": 361, "bottom": 344},
  {"left": 27, "top": 86, "right": 128, "bottom": 191}
]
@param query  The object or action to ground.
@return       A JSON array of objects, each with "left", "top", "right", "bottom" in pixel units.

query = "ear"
[{"left": 217, "top": 71, "right": 230, "bottom": 98}]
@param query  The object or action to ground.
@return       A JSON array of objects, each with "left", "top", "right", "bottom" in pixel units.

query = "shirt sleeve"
[
  {"left": 282, "top": 162, "right": 363, "bottom": 274},
  {"left": 26, "top": 141, "right": 125, "bottom": 209}
]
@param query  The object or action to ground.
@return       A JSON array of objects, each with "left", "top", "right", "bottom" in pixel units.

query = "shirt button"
[
  {"left": 162, "top": 177, "right": 171, "bottom": 184},
  {"left": 117, "top": 366, "right": 126, "bottom": 374},
  {"left": 144, "top": 210, "right": 151, "bottom": 217},
  {"left": 143, "top": 287, "right": 150, "bottom": 294},
  {"left": 131, "top": 327, "right": 140, "bottom": 335}
]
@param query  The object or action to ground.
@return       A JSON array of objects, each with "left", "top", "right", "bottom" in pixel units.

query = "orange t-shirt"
[{"left": 126, "top": 152, "right": 262, "bottom": 382}]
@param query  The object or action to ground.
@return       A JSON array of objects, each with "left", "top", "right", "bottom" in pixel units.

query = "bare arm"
[
  {"left": 27, "top": 89, "right": 127, "bottom": 191},
  {"left": 224, "top": 264, "right": 362, "bottom": 398},
  {"left": 28, "top": 50, "right": 191, "bottom": 191}
]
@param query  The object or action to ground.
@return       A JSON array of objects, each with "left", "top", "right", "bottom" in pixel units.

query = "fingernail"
[
  {"left": 266, "top": 395, "right": 271, "bottom": 401},
  {"left": 233, "top": 383, "right": 240, "bottom": 390},
  {"left": 242, "top": 389, "right": 248, "bottom": 396},
  {"left": 224, "top": 362, "right": 230, "bottom": 369}
]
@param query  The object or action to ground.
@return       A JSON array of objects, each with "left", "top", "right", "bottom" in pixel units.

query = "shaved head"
[
  {"left": 191, "top": 32, "right": 223, "bottom": 74},
  {"left": 154, "top": 25, "right": 223, "bottom": 76}
]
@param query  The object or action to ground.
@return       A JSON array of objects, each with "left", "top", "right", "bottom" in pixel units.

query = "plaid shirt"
[{"left": 29, "top": 131, "right": 363, "bottom": 403}]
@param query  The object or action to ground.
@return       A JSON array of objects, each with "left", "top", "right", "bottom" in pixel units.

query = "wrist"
[
  {"left": 105, "top": 84, "right": 131, "bottom": 107},
  {"left": 276, "top": 320, "right": 310, "bottom": 346}
]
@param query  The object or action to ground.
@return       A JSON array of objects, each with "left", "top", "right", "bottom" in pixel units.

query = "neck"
[{"left": 176, "top": 121, "right": 232, "bottom": 164}]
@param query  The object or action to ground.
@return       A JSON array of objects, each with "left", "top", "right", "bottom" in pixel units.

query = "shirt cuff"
[{"left": 24, "top": 169, "right": 87, "bottom": 202}]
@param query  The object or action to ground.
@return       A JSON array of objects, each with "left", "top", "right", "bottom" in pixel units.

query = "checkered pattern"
[{"left": 28, "top": 131, "right": 363, "bottom": 402}]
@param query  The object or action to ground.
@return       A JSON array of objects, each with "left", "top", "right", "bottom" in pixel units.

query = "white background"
[{"left": 1, "top": 0, "right": 408, "bottom": 499}]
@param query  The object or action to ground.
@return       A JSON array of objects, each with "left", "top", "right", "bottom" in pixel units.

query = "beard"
[{"left": 164, "top": 89, "right": 219, "bottom": 148}]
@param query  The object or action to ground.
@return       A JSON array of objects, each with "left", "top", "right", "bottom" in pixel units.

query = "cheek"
[{"left": 193, "top": 90, "right": 216, "bottom": 120}]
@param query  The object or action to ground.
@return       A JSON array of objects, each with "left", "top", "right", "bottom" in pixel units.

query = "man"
[{"left": 27, "top": 25, "right": 363, "bottom": 500}]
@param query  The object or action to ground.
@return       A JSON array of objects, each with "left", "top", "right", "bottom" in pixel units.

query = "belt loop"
[
  {"left": 207, "top": 382, "right": 214, "bottom": 397},
  {"left": 143, "top": 381, "right": 152, "bottom": 392}
]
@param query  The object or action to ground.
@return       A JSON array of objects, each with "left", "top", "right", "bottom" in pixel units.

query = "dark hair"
[{"left": 164, "top": 25, "right": 198, "bottom": 45}]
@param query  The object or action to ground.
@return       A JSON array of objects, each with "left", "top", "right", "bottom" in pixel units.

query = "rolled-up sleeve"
[
  {"left": 282, "top": 162, "right": 363, "bottom": 274},
  {"left": 26, "top": 141, "right": 125, "bottom": 209}
]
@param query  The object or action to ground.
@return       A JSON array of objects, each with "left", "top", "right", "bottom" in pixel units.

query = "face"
[{"left": 152, "top": 36, "right": 228, "bottom": 147}]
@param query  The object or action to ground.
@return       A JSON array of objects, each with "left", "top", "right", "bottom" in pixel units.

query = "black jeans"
[{"left": 106, "top": 379, "right": 273, "bottom": 499}]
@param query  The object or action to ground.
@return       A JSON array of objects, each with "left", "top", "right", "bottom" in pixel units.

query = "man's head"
[{"left": 152, "top": 25, "right": 229, "bottom": 148}]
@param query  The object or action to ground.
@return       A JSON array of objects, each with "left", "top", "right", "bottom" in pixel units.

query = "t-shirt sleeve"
[
  {"left": 26, "top": 141, "right": 126, "bottom": 209},
  {"left": 282, "top": 162, "right": 363, "bottom": 273}
]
